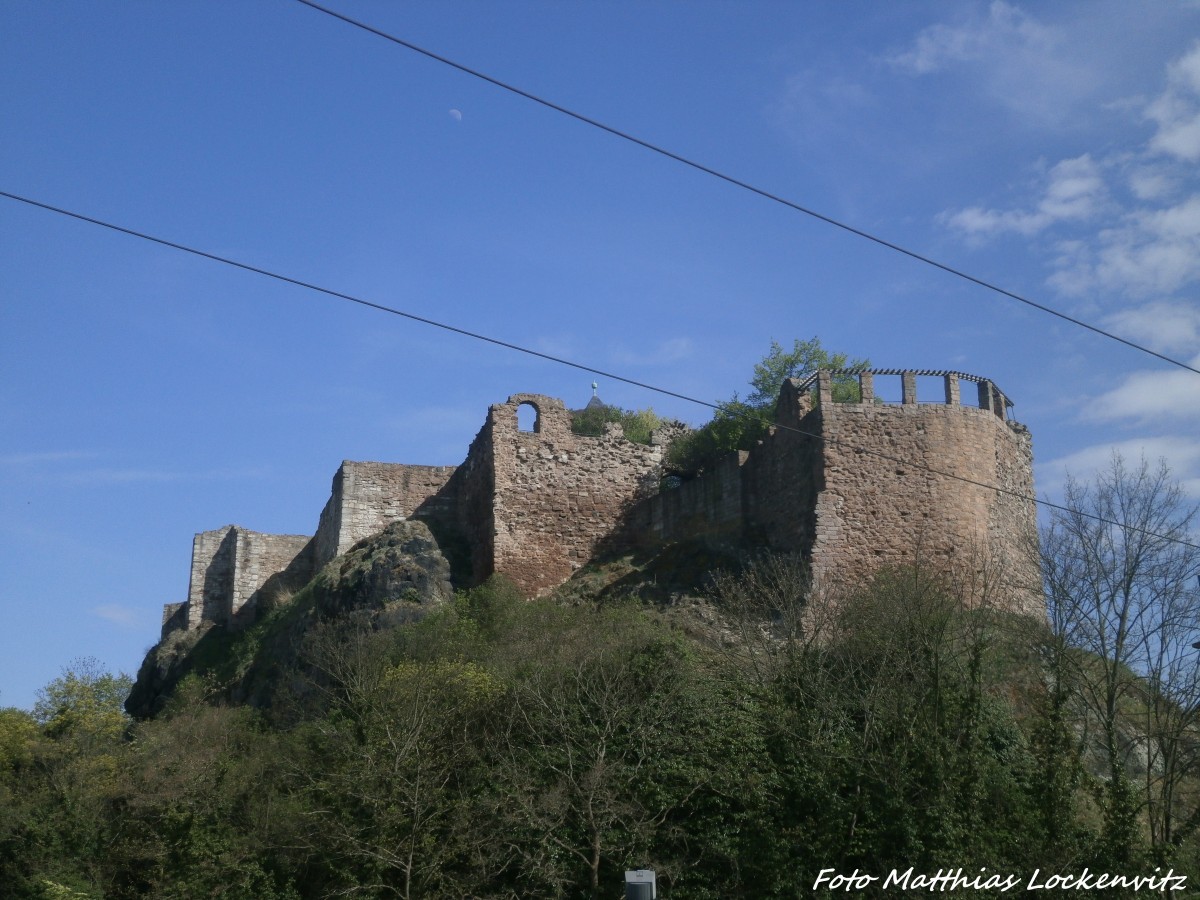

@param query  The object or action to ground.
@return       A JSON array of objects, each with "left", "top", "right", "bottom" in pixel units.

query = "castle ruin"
[{"left": 159, "top": 369, "right": 1041, "bottom": 641}]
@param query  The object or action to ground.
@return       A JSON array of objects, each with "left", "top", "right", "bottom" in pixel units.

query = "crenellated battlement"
[{"left": 793, "top": 368, "right": 1013, "bottom": 418}]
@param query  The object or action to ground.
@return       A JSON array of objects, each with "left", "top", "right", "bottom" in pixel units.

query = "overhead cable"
[
  {"left": 3, "top": 188, "right": 1196, "bottom": 552},
  {"left": 291, "top": 0, "right": 1200, "bottom": 379}
]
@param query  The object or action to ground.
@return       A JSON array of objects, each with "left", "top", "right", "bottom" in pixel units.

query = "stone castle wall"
[
  {"left": 185, "top": 527, "right": 236, "bottom": 630},
  {"left": 477, "top": 394, "right": 664, "bottom": 596},
  {"left": 160, "top": 370, "right": 1042, "bottom": 637},
  {"left": 312, "top": 461, "right": 457, "bottom": 567},
  {"left": 445, "top": 422, "right": 496, "bottom": 586},
  {"left": 166, "top": 463, "right": 454, "bottom": 639},
  {"left": 629, "top": 370, "right": 1039, "bottom": 609},
  {"left": 631, "top": 450, "right": 748, "bottom": 546},
  {"left": 178, "top": 526, "right": 311, "bottom": 635},
  {"left": 799, "top": 371, "right": 1039, "bottom": 609}
]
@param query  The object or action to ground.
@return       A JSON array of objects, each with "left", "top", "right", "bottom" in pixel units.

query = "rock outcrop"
[{"left": 126, "top": 520, "right": 452, "bottom": 717}]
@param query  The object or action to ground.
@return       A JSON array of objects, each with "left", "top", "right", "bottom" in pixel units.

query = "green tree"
[
  {"left": 111, "top": 695, "right": 300, "bottom": 900},
  {"left": 0, "top": 660, "right": 133, "bottom": 898},
  {"left": 33, "top": 657, "right": 131, "bottom": 744},
  {"left": 744, "top": 337, "right": 868, "bottom": 409},
  {"left": 668, "top": 337, "right": 867, "bottom": 476}
]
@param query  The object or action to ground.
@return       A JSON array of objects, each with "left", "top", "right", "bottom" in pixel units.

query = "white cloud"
[
  {"left": 891, "top": 1, "right": 1056, "bottom": 74},
  {"left": 1147, "top": 41, "right": 1200, "bottom": 161},
  {"left": 944, "top": 41, "right": 1200, "bottom": 308},
  {"left": 1083, "top": 363, "right": 1200, "bottom": 424},
  {"left": 0, "top": 452, "right": 267, "bottom": 485},
  {"left": 889, "top": 1, "right": 1094, "bottom": 122},
  {"left": 532, "top": 333, "right": 579, "bottom": 360},
  {"left": 60, "top": 466, "right": 269, "bottom": 486},
  {"left": 0, "top": 451, "right": 97, "bottom": 467},
  {"left": 92, "top": 604, "right": 142, "bottom": 629},
  {"left": 1103, "top": 300, "right": 1200, "bottom": 356},
  {"left": 653, "top": 337, "right": 694, "bottom": 363},
  {"left": 943, "top": 155, "right": 1107, "bottom": 238},
  {"left": 610, "top": 336, "right": 695, "bottom": 368},
  {"left": 1086, "top": 194, "right": 1200, "bottom": 297},
  {"left": 393, "top": 405, "right": 480, "bottom": 429},
  {"left": 1128, "top": 165, "right": 1178, "bottom": 200},
  {"left": 1037, "top": 435, "right": 1200, "bottom": 500}
]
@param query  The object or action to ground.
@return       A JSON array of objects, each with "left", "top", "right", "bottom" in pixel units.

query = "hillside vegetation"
[
  {"left": 2, "top": 382, "right": 1198, "bottom": 898},
  {"left": 4, "top": 532, "right": 1200, "bottom": 895}
]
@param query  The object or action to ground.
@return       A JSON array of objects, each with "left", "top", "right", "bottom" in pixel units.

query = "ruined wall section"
[
  {"left": 160, "top": 602, "right": 186, "bottom": 641},
  {"left": 445, "top": 420, "right": 496, "bottom": 586},
  {"left": 742, "top": 433, "right": 824, "bottom": 556},
  {"left": 186, "top": 526, "right": 237, "bottom": 630},
  {"left": 630, "top": 381, "right": 824, "bottom": 555},
  {"left": 632, "top": 451, "right": 748, "bottom": 547},
  {"left": 181, "top": 526, "right": 311, "bottom": 631},
  {"left": 312, "top": 461, "right": 457, "bottom": 568},
  {"left": 486, "top": 394, "right": 664, "bottom": 596},
  {"left": 228, "top": 531, "right": 313, "bottom": 624}
]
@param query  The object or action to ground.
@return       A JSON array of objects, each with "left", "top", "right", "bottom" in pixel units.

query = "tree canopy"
[
  {"left": 4, "top": 454, "right": 1200, "bottom": 897},
  {"left": 667, "top": 337, "right": 868, "bottom": 476}
]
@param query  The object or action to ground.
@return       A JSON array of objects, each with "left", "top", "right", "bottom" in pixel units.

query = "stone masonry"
[
  {"left": 312, "top": 461, "right": 458, "bottom": 564},
  {"left": 632, "top": 370, "right": 1040, "bottom": 612},
  {"left": 181, "top": 526, "right": 312, "bottom": 632},
  {"left": 158, "top": 370, "right": 1042, "bottom": 640},
  {"left": 458, "top": 393, "right": 665, "bottom": 595}
]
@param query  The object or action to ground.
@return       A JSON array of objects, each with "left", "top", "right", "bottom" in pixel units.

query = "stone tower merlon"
[{"left": 470, "top": 393, "right": 665, "bottom": 596}]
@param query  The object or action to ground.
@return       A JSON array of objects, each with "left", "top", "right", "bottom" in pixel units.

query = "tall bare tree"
[{"left": 1041, "top": 453, "right": 1200, "bottom": 860}]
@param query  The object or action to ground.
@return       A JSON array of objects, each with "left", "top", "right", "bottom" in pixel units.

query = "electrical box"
[{"left": 625, "top": 869, "right": 656, "bottom": 899}]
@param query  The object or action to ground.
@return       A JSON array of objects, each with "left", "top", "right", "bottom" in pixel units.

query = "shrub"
[{"left": 570, "top": 403, "right": 663, "bottom": 445}]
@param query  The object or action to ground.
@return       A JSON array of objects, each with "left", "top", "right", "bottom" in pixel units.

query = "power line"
[
  {"left": 3, "top": 188, "right": 1196, "bottom": 553},
  {"left": 291, "top": 0, "right": 1200, "bottom": 380}
]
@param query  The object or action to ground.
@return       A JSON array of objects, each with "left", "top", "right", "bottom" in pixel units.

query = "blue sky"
[{"left": 2, "top": 1, "right": 1198, "bottom": 710}]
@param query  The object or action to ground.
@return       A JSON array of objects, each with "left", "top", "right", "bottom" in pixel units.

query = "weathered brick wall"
[
  {"left": 741, "top": 425, "right": 824, "bottom": 553},
  {"left": 160, "top": 602, "right": 187, "bottom": 641},
  {"left": 984, "top": 421, "right": 1041, "bottom": 613},
  {"left": 629, "top": 371, "right": 1040, "bottom": 614},
  {"left": 312, "top": 461, "right": 457, "bottom": 567},
  {"left": 163, "top": 373, "right": 1040, "bottom": 637},
  {"left": 183, "top": 526, "right": 311, "bottom": 629},
  {"left": 480, "top": 394, "right": 664, "bottom": 595},
  {"left": 446, "top": 422, "right": 496, "bottom": 585}
]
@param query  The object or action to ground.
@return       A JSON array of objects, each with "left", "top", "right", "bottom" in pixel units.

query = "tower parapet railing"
[{"left": 793, "top": 369, "right": 1013, "bottom": 420}]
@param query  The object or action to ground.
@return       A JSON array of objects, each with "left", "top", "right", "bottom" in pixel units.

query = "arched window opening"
[{"left": 517, "top": 402, "right": 540, "bottom": 433}]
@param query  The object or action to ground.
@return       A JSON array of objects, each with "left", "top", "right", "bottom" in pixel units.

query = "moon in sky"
[{"left": 448, "top": 108, "right": 462, "bottom": 122}]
